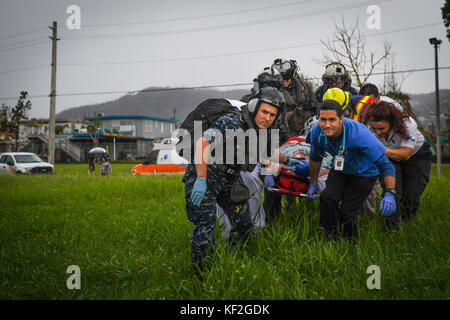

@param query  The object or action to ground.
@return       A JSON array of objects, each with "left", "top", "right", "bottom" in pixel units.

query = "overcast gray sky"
[{"left": 0, "top": 0, "right": 448, "bottom": 119}]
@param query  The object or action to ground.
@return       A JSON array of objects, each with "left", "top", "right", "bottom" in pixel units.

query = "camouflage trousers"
[{"left": 183, "top": 165, "right": 253, "bottom": 268}]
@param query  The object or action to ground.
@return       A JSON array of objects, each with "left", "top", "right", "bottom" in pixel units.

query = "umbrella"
[{"left": 88, "top": 147, "right": 107, "bottom": 154}]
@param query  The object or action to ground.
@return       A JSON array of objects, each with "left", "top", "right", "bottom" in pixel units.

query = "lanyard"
[{"left": 318, "top": 122, "right": 346, "bottom": 155}]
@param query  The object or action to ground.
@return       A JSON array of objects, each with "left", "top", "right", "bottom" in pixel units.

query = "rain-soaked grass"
[{"left": 0, "top": 163, "right": 448, "bottom": 299}]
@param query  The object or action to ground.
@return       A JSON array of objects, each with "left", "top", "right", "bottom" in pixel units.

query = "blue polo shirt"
[{"left": 306, "top": 118, "right": 394, "bottom": 177}]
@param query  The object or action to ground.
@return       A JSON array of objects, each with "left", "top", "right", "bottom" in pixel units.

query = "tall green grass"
[{"left": 0, "top": 163, "right": 448, "bottom": 299}]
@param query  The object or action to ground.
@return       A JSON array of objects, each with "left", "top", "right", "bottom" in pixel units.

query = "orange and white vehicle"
[{"left": 132, "top": 138, "right": 188, "bottom": 175}]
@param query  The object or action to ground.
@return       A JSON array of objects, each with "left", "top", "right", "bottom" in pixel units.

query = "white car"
[{"left": 0, "top": 152, "right": 54, "bottom": 174}]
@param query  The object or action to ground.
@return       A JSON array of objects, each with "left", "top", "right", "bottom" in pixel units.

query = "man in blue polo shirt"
[{"left": 304, "top": 100, "right": 397, "bottom": 239}]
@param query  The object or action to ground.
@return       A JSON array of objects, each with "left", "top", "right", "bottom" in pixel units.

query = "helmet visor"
[
  {"left": 272, "top": 60, "right": 292, "bottom": 74},
  {"left": 257, "top": 73, "right": 283, "bottom": 90}
]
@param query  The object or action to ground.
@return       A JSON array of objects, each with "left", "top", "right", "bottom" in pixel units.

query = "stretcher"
[
  {"left": 264, "top": 137, "right": 311, "bottom": 198},
  {"left": 265, "top": 187, "right": 309, "bottom": 198},
  {"left": 264, "top": 136, "right": 331, "bottom": 198}
]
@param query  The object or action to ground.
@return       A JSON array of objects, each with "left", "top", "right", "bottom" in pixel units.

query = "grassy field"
[{"left": 0, "top": 162, "right": 449, "bottom": 299}]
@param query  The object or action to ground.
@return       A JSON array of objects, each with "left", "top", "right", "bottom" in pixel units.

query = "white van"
[{"left": 0, "top": 152, "right": 55, "bottom": 174}]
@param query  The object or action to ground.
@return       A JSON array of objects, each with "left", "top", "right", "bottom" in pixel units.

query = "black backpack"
[{"left": 175, "top": 99, "right": 241, "bottom": 163}]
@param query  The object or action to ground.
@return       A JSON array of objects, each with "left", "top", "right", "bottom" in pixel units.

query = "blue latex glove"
[
  {"left": 294, "top": 161, "right": 310, "bottom": 177},
  {"left": 264, "top": 175, "right": 275, "bottom": 188},
  {"left": 190, "top": 177, "right": 207, "bottom": 207},
  {"left": 306, "top": 183, "right": 319, "bottom": 200},
  {"left": 380, "top": 192, "right": 396, "bottom": 216},
  {"left": 287, "top": 158, "right": 305, "bottom": 167}
]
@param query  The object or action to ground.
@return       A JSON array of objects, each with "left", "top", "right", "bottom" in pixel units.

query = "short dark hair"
[
  {"left": 318, "top": 99, "right": 344, "bottom": 117},
  {"left": 359, "top": 83, "right": 379, "bottom": 97}
]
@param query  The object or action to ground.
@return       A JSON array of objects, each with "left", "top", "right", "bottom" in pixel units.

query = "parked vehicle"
[
  {"left": 132, "top": 138, "right": 188, "bottom": 175},
  {"left": 0, "top": 152, "right": 55, "bottom": 174}
]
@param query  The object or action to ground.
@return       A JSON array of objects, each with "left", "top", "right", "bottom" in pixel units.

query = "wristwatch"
[{"left": 386, "top": 188, "right": 397, "bottom": 195}]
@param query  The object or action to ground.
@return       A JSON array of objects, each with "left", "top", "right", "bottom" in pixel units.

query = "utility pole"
[
  {"left": 429, "top": 37, "right": 442, "bottom": 176},
  {"left": 48, "top": 21, "right": 59, "bottom": 165}
]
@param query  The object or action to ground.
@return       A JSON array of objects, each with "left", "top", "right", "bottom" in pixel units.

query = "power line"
[
  {"left": 0, "top": 83, "right": 252, "bottom": 101},
  {"left": 0, "top": 66, "right": 448, "bottom": 101},
  {"left": 62, "top": 83, "right": 254, "bottom": 97},
  {"left": 5, "top": 22, "right": 439, "bottom": 77},
  {"left": 59, "top": 22, "right": 440, "bottom": 67},
  {"left": 62, "top": 0, "right": 392, "bottom": 40},
  {"left": 0, "top": 37, "right": 48, "bottom": 49},
  {"left": 0, "top": 93, "right": 50, "bottom": 101},
  {"left": 59, "top": 40, "right": 323, "bottom": 66},
  {"left": 2, "top": 21, "right": 439, "bottom": 76},
  {"left": 366, "top": 67, "right": 450, "bottom": 76},
  {"left": 0, "top": 20, "right": 440, "bottom": 76},
  {"left": 0, "top": 64, "right": 49, "bottom": 75},
  {"left": 0, "top": 21, "right": 442, "bottom": 75},
  {"left": 308, "top": 67, "right": 450, "bottom": 80},
  {"left": 365, "top": 22, "right": 442, "bottom": 39},
  {"left": 0, "top": 27, "right": 47, "bottom": 41},
  {"left": 79, "top": 0, "right": 315, "bottom": 28},
  {"left": 0, "top": 40, "right": 49, "bottom": 53}
]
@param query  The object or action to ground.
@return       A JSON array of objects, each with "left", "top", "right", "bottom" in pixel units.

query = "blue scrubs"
[
  {"left": 306, "top": 118, "right": 394, "bottom": 177},
  {"left": 306, "top": 117, "right": 396, "bottom": 239}
]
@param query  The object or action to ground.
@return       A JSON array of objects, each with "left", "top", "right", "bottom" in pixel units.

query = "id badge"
[{"left": 334, "top": 154, "right": 345, "bottom": 171}]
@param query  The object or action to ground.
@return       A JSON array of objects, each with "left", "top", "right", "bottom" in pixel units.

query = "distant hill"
[
  {"left": 56, "top": 87, "right": 250, "bottom": 121},
  {"left": 56, "top": 87, "right": 449, "bottom": 128},
  {"left": 407, "top": 89, "right": 450, "bottom": 118}
]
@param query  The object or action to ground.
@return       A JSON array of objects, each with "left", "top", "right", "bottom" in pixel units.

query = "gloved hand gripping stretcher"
[{"left": 263, "top": 137, "right": 330, "bottom": 198}]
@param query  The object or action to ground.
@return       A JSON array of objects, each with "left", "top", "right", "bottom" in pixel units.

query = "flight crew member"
[
  {"left": 272, "top": 58, "right": 319, "bottom": 135},
  {"left": 364, "top": 101, "right": 432, "bottom": 230},
  {"left": 183, "top": 87, "right": 284, "bottom": 270},
  {"left": 240, "top": 67, "right": 289, "bottom": 145},
  {"left": 305, "top": 100, "right": 397, "bottom": 239},
  {"left": 315, "top": 62, "right": 358, "bottom": 103},
  {"left": 261, "top": 59, "right": 318, "bottom": 221},
  {"left": 240, "top": 68, "right": 289, "bottom": 223}
]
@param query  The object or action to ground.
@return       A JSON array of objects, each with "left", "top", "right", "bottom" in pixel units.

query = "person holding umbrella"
[
  {"left": 88, "top": 147, "right": 110, "bottom": 175},
  {"left": 101, "top": 156, "right": 112, "bottom": 176}
]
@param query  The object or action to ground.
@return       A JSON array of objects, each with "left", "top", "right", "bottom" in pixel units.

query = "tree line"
[{"left": 1, "top": 91, "right": 32, "bottom": 151}]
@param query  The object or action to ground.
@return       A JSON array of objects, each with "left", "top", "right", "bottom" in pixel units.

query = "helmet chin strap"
[{"left": 241, "top": 107, "right": 256, "bottom": 130}]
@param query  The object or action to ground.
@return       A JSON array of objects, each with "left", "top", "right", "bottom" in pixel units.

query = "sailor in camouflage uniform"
[{"left": 183, "top": 87, "right": 285, "bottom": 270}]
